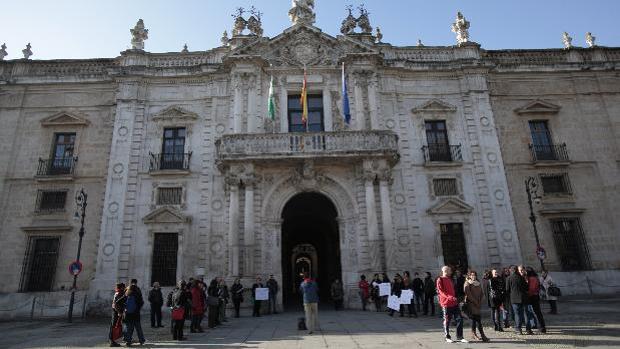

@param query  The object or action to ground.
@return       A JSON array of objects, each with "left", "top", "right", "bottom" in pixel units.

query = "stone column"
[
  {"left": 379, "top": 169, "right": 395, "bottom": 268},
  {"left": 232, "top": 74, "right": 243, "bottom": 133},
  {"left": 367, "top": 73, "right": 379, "bottom": 130},
  {"left": 243, "top": 174, "right": 256, "bottom": 276},
  {"left": 227, "top": 176, "right": 240, "bottom": 276},
  {"left": 247, "top": 74, "right": 257, "bottom": 133},
  {"left": 364, "top": 170, "right": 381, "bottom": 271},
  {"left": 353, "top": 73, "right": 366, "bottom": 130},
  {"left": 323, "top": 86, "right": 333, "bottom": 131},
  {"left": 279, "top": 78, "right": 289, "bottom": 133}
]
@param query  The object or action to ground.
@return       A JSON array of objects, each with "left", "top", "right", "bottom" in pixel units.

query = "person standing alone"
[
  {"left": 437, "top": 266, "right": 468, "bottom": 343},
  {"left": 300, "top": 272, "right": 319, "bottom": 334},
  {"left": 266, "top": 275, "right": 279, "bottom": 314},
  {"left": 252, "top": 277, "right": 264, "bottom": 317},
  {"left": 148, "top": 282, "right": 164, "bottom": 328}
]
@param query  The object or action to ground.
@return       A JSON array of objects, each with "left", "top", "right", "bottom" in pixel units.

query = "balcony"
[
  {"left": 216, "top": 131, "right": 399, "bottom": 163},
  {"left": 149, "top": 152, "right": 192, "bottom": 174},
  {"left": 36, "top": 157, "right": 78, "bottom": 178},
  {"left": 422, "top": 144, "right": 463, "bottom": 164},
  {"left": 529, "top": 143, "right": 570, "bottom": 164}
]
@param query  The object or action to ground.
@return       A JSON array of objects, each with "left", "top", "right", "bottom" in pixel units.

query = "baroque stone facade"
[{"left": 0, "top": 4, "right": 619, "bottom": 314}]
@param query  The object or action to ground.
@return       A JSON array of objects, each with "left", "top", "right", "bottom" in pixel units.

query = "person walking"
[
  {"left": 488, "top": 269, "right": 506, "bottom": 331},
  {"left": 437, "top": 266, "right": 468, "bottom": 343},
  {"left": 231, "top": 278, "right": 244, "bottom": 318},
  {"left": 109, "top": 283, "right": 126, "bottom": 347},
  {"left": 252, "top": 277, "right": 264, "bottom": 317},
  {"left": 412, "top": 272, "right": 424, "bottom": 313},
  {"left": 266, "top": 275, "right": 279, "bottom": 314},
  {"left": 300, "top": 272, "right": 320, "bottom": 334},
  {"left": 331, "top": 279, "right": 344, "bottom": 310},
  {"left": 541, "top": 270, "right": 558, "bottom": 314},
  {"left": 371, "top": 274, "right": 382, "bottom": 312},
  {"left": 123, "top": 284, "right": 146, "bottom": 346},
  {"left": 423, "top": 272, "right": 436, "bottom": 316},
  {"left": 358, "top": 275, "right": 370, "bottom": 311},
  {"left": 148, "top": 282, "right": 164, "bottom": 328},
  {"left": 402, "top": 272, "right": 418, "bottom": 317},
  {"left": 464, "top": 270, "right": 489, "bottom": 342},
  {"left": 526, "top": 268, "right": 546, "bottom": 333},
  {"left": 171, "top": 280, "right": 189, "bottom": 341},
  {"left": 190, "top": 280, "right": 205, "bottom": 333},
  {"left": 506, "top": 265, "right": 531, "bottom": 335}
]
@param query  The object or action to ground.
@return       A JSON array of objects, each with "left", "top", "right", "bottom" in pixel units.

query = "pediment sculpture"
[
  {"left": 143, "top": 206, "right": 191, "bottom": 224},
  {"left": 41, "top": 111, "right": 90, "bottom": 127}
]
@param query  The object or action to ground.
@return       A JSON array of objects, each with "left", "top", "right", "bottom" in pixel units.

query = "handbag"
[
  {"left": 171, "top": 307, "right": 185, "bottom": 321},
  {"left": 111, "top": 317, "right": 123, "bottom": 341},
  {"left": 460, "top": 302, "right": 471, "bottom": 319},
  {"left": 547, "top": 285, "right": 562, "bottom": 297}
]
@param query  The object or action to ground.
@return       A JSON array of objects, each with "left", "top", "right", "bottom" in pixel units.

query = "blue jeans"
[
  {"left": 124, "top": 318, "right": 145, "bottom": 343},
  {"left": 442, "top": 306, "right": 463, "bottom": 339},
  {"left": 511, "top": 303, "right": 531, "bottom": 333}
]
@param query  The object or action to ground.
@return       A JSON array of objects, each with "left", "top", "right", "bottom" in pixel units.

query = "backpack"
[{"left": 125, "top": 295, "right": 137, "bottom": 314}]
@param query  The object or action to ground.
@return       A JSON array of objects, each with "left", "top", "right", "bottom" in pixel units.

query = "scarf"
[{"left": 465, "top": 279, "right": 480, "bottom": 287}]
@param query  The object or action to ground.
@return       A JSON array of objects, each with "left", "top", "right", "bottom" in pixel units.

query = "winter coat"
[
  {"left": 488, "top": 276, "right": 506, "bottom": 308},
  {"left": 505, "top": 273, "right": 528, "bottom": 304},
  {"left": 391, "top": 280, "right": 404, "bottom": 297},
  {"left": 172, "top": 288, "right": 189, "bottom": 309},
  {"left": 112, "top": 291, "right": 126, "bottom": 315},
  {"left": 423, "top": 276, "right": 436, "bottom": 296},
  {"left": 436, "top": 276, "right": 458, "bottom": 308},
  {"left": 541, "top": 274, "right": 558, "bottom": 301},
  {"left": 358, "top": 280, "right": 370, "bottom": 299},
  {"left": 231, "top": 283, "right": 244, "bottom": 301},
  {"left": 191, "top": 286, "right": 205, "bottom": 315},
  {"left": 464, "top": 280, "right": 484, "bottom": 315},
  {"left": 300, "top": 279, "right": 319, "bottom": 304},
  {"left": 412, "top": 277, "right": 424, "bottom": 295},
  {"left": 267, "top": 279, "right": 279, "bottom": 295},
  {"left": 148, "top": 288, "right": 164, "bottom": 307}
]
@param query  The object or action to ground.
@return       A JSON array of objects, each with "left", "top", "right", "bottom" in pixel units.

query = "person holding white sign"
[
  {"left": 389, "top": 274, "right": 405, "bottom": 317},
  {"left": 251, "top": 277, "right": 265, "bottom": 317},
  {"left": 402, "top": 271, "right": 418, "bottom": 318}
]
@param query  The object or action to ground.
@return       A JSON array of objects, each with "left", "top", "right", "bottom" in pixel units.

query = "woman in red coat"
[
  {"left": 358, "top": 275, "right": 370, "bottom": 311},
  {"left": 190, "top": 280, "right": 206, "bottom": 332}
]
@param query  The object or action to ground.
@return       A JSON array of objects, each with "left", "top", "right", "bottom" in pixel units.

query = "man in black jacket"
[
  {"left": 148, "top": 282, "right": 164, "bottom": 328},
  {"left": 505, "top": 266, "right": 531, "bottom": 335},
  {"left": 412, "top": 272, "right": 424, "bottom": 313}
]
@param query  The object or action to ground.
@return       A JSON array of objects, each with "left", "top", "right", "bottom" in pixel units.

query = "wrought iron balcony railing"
[
  {"left": 529, "top": 143, "right": 569, "bottom": 163},
  {"left": 216, "top": 131, "right": 399, "bottom": 162},
  {"left": 149, "top": 152, "right": 192, "bottom": 171},
  {"left": 36, "top": 157, "right": 78, "bottom": 176},
  {"left": 422, "top": 144, "right": 463, "bottom": 163}
]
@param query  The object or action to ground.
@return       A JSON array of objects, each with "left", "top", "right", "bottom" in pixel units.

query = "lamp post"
[
  {"left": 525, "top": 177, "right": 545, "bottom": 271},
  {"left": 68, "top": 188, "right": 87, "bottom": 323}
]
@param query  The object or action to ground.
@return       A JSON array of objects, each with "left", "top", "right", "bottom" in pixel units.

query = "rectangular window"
[
  {"left": 161, "top": 128, "right": 186, "bottom": 170},
  {"left": 425, "top": 120, "right": 452, "bottom": 161},
  {"left": 433, "top": 178, "right": 458, "bottom": 196},
  {"left": 288, "top": 95, "right": 324, "bottom": 132},
  {"left": 151, "top": 233, "right": 179, "bottom": 287},
  {"left": 20, "top": 237, "right": 60, "bottom": 292},
  {"left": 540, "top": 173, "right": 572, "bottom": 195},
  {"left": 440, "top": 223, "right": 468, "bottom": 272},
  {"left": 50, "top": 133, "right": 76, "bottom": 175},
  {"left": 529, "top": 120, "right": 557, "bottom": 160},
  {"left": 157, "top": 187, "right": 183, "bottom": 205},
  {"left": 35, "top": 190, "right": 68, "bottom": 213},
  {"left": 551, "top": 218, "right": 591, "bottom": 271}
]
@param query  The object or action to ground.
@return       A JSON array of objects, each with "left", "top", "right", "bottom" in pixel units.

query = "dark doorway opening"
[
  {"left": 281, "top": 192, "right": 341, "bottom": 309},
  {"left": 440, "top": 223, "right": 469, "bottom": 273}
]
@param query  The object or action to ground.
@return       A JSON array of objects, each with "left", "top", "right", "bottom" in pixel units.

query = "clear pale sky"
[{"left": 1, "top": 0, "right": 619, "bottom": 60}]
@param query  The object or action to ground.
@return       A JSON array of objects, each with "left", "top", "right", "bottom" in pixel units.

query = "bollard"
[
  {"left": 81, "top": 295, "right": 88, "bottom": 319},
  {"left": 30, "top": 297, "right": 36, "bottom": 321}
]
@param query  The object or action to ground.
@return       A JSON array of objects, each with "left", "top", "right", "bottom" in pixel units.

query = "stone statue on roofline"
[
  {"left": 562, "top": 32, "right": 573, "bottom": 49},
  {"left": 232, "top": 8, "right": 247, "bottom": 36},
  {"left": 585, "top": 32, "right": 596, "bottom": 48},
  {"left": 130, "top": 19, "right": 148, "bottom": 50},
  {"left": 340, "top": 6, "right": 356, "bottom": 34},
  {"left": 451, "top": 12, "right": 470, "bottom": 46},
  {"left": 289, "top": 0, "right": 316, "bottom": 25},
  {"left": 357, "top": 5, "right": 372, "bottom": 34},
  {"left": 22, "top": 43, "right": 33, "bottom": 59},
  {"left": 221, "top": 31, "right": 229, "bottom": 46},
  {"left": 0, "top": 44, "right": 7, "bottom": 60},
  {"left": 247, "top": 6, "right": 264, "bottom": 37}
]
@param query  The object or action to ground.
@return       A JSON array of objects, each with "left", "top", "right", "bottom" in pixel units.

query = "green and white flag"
[{"left": 267, "top": 75, "right": 276, "bottom": 120}]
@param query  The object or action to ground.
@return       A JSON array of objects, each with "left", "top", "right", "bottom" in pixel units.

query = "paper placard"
[
  {"left": 379, "top": 283, "right": 391, "bottom": 297},
  {"left": 255, "top": 287, "right": 269, "bottom": 301},
  {"left": 400, "top": 290, "right": 413, "bottom": 304},
  {"left": 388, "top": 295, "right": 401, "bottom": 311}
]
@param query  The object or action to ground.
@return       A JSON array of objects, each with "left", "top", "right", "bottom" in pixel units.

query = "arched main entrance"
[{"left": 281, "top": 192, "right": 341, "bottom": 308}]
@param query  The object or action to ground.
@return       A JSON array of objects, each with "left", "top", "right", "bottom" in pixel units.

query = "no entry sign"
[{"left": 69, "top": 260, "right": 83, "bottom": 276}]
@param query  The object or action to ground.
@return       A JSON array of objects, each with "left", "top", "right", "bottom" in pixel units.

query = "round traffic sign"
[
  {"left": 536, "top": 246, "right": 546, "bottom": 261},
  {"left": 69, "top": 261, "right": 83, "bottom": 276}
]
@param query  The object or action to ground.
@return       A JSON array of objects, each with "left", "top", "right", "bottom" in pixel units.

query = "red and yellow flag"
[{"left": 300, "top": 67, "right": 308, "bottom": 127}]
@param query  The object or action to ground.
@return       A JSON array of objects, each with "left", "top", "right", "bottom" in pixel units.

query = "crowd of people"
[
  {"left": 107, "top": 275, "right": 280, "bottom": 346},
  {"left": 106, "top": 266, "right": 560, "bottom": 345}
]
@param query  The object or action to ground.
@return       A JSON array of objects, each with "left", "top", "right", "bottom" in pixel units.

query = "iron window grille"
[
  {"left": 540, "top": 173, "right": 572, "bottom": 195},
  {"left": 151, "top": 233, "right": 178, "bottom": 287},
  {"left": 35, "top": 190, "right": 68, "bottom": 213},
  {"left": 433, "top": 178, "right": 459, "bottom": 196},
  {"left": 19, "top": 236, "right": 60, "bottom": 292},
  {"left": 157, "top": 187, "right": 183, "bottom": 205},
  {"left": 550, "top": 218, "right": 591, "bottom": 271}
]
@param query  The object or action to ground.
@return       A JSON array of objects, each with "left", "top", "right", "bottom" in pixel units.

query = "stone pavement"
[{"left": 2, "top": 297, "right": 619, "bottom": 349}]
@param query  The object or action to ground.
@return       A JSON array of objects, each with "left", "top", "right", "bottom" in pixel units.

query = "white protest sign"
[
  {"left": 388, "top": 295, "right": 401, "bottom": 311},
  {"left": 400, "top": 289, "right": 413, "bottom": 304},
  {"left": 255, "top": 287, "right": 269, "bottom": 301},
  {"left": 379, "top": 283, "right": 391, "bottom": 297}
]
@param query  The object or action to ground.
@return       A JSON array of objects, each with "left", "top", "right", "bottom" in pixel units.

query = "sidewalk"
[{"left": 2, "top": 297, "right": 619, "bottom": 348}]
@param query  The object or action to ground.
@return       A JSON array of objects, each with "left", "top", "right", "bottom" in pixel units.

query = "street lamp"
[
  {"left": 525, "top": 177, "right": 545, "bottom": 271},
  {"left": 68, "top": 188, "right": 87, "bottom": 323}
]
